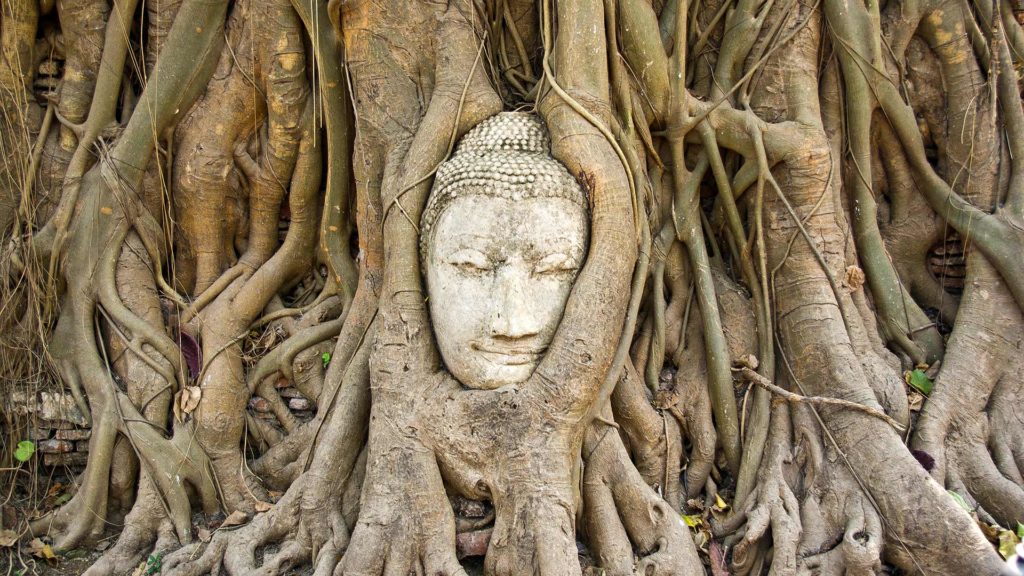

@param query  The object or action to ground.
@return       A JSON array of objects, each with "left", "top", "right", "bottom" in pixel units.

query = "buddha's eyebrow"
[
  {"left": 445, "top": 233, "right": 498, "bottom": 246},
  {"left": 523, "top": 237, "right": 585, "bottom": 257}
]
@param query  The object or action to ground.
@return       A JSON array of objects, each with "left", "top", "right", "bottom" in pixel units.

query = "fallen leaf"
[
  {"left": 219, "top": 510, "right": 248, "bottom": 528},
  {"left": 947, "top": 490, "right": 972, "bottom": 513},
  {"left": 682, "top": 514, "right": 702, "bottom": 528},
  {"left": 999, "top": 528, "right": 1021, "bottom": 559},
  {"left": 180, "top": 386, "right": 202, "bottom": 414},
  {"left": 844, "top": 265, "right": 865, "bottom": 290},
  {"left": 177, "top": 331, "right": 202, "bottom": 380},
  {"left": 29, "top": 538, "right": 56, "bottom": 559},
  {"left": 253, "top": 500, "right": 273, "bottom": 513},
  {"left": 711, "top": 493, "right": 730, "bottom": 517},
  {"left": 907, "top": 390, "right": 924, "bottom": 412},
  {"left": 905, "top": 369, "right": 934, "bottom": 395},
  {"left": 709, "top": 540, "right": 730, "bottom": 576},
  {"left": 0, "top": 529, "right": 17, "bottom": 547}
]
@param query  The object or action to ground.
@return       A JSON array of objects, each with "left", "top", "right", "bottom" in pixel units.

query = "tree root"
[
  {"left": 583, "top": 416, "right": 703, "bottom": 576},
  {"left": 914, "top": 253, "right": 1024, "bottom": 527}
]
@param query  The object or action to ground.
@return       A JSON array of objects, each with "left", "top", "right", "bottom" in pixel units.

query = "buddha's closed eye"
[
  {"left": 533, "top": 253, "right": 577, "bottom": 275},
  {"left": 446, "top": 249, "right": 492, "bottom": 272}
]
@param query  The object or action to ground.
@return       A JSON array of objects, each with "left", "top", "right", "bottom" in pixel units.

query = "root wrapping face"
[{"left": 2, "top": 0, "right": 1023, "bottom": 575}]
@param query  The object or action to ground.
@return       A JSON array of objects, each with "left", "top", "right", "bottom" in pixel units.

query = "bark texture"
[{"left": 1, "top": 0, "right": 1023, "bottom": 575}]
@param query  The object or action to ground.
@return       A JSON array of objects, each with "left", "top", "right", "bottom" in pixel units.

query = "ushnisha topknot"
[{"left": 420, "top": 112, "right": 588, "bottom": 261}]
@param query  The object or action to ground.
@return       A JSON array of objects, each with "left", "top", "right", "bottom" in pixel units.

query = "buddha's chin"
[{"left": 456, "top": 358, "right": 537, "bottom": 391}]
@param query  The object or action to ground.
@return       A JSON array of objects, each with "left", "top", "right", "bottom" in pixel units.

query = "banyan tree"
[{"left": 1, "top": 0, "right": 1023, "bottom": 573}]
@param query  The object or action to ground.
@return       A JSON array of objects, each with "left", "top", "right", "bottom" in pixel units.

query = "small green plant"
[
  {"left": 14, "top": 440, "right": 35, "bottom": 462},
  {"left": 321, "top": 351, "right": 332, "bottom": 369},
  {"left": 145, "top": 552, "right": 163, "bottom": 575}
]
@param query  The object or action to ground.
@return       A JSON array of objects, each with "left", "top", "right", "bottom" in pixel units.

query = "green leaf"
[
  {"left": 998, "top": 528, "right": 1021, "bottom": 560},
  {"left": 145, "top": 552, "right": 163, "bottom": 575},
  {"left": 14, "top": 440, "right": 35, "bottom": 462},
  {"left": 906, "top": 369, "right": 934, "bottom": 395},
  {"left": 321, "top": 351, "right": 331, "bottom": 369},
  {"left": 947, "top": 490, "right": 971, "bottom": 513},
  {"left": 1017, "top": 522, "right": 1024, "bottom": 539},
  {"left": 682, "top": 514, "right": 702, "bottom": 528}
]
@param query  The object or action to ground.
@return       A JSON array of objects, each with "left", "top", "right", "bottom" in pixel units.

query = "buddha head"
[{"left": 421, "top": 112, "right": 590, "bottom": 390}]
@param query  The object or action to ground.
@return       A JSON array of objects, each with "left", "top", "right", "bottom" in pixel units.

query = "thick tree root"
[
  {"left": 914, "top": 254, "right": 1024, "bottom": 527},
  {"left": 583, "top": 417, "right": 703, "bottom": 576}
]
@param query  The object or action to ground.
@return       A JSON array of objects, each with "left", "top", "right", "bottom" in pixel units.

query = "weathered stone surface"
[
  {"left": 40, "top": 418, "right": 76, "bottom": 430},
  {"left": 39, "top": 392, "right": 88, "bottom": 426},
  {"left": 38, "top": 439, "right": 74, "bottom": 454},
  {"left": 55, "top": 428, "right": 91, "bottom": 441},
  {"left": 278, "top": 387, "right": 303, "bottom": 398},
  {"left": 422, "top": 112, "right": 589, "bottom": 391}
]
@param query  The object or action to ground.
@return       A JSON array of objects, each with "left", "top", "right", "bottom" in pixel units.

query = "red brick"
[
  {"left": 38, "top": 439, "right": 73, "bottom": 454},
  {"left": 55, "top": 429, "right": 91, "bottom": 441},
  {"left": 43, "top": 452, "right": 89, "bottom": 467},
  {"left": 456, "top": 528, "right": 492, "bottom": 559}
]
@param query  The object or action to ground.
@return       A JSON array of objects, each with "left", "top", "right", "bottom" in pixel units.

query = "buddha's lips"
[{"left": 472, "top": 342, "right": 546, "bottom": 365}]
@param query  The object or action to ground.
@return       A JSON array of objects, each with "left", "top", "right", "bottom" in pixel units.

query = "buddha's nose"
[{"left": 490, "top": 267, "right": 540, "bottom": 339}]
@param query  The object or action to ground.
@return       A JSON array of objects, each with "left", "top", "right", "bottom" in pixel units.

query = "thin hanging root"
[
  {"left": 288, "top": 0, "right": 358, "bottom": 300},
  {"left": 669, "top": 150, "right": 741, "bottom": 475},
  {"left": 735, "top": 366, "right": 905, "bottom": 432}
]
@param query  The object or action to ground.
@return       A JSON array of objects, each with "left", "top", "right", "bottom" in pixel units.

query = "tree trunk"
[{"left": 1, "top": 0, "right": 1022, "bottom": 574}]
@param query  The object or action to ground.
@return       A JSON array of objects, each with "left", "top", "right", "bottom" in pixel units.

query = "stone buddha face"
[{"left": 422, "top": 113, "right": 589, "bottom": 390}]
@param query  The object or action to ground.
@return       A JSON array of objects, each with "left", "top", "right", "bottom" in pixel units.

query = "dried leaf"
[
  {"left": 844, "top": 265, "right": 865, "bottom": 291},
  {"left": 253, "top": 500, "right": 273, "bottom": 513},
  {"left": 29, "top": 538, "right": 56, "bottom": 559},
  {"left": 907, "top": 390, "right": 924, "bottom": 412},
  {"left": 0, "top": 529, "right": 17, "bottom": 547},
  {"left": 711, "top": 493, "right": 730, "bottom": 517},
  {"left": 709, "top": 540, "right": 730, "bottom": 576},
  {"left": 682, "top": 514, "right": 702, "bottom": 528},
  {"left": 179, "top": 386, "right": 202, "bottom": 414},
  {"left": 999, "top": 528, "right": 1021, "bottom": 560},
  {"left": 178, "top": 331, "right": 202, "bottom": 380},
  {"left": 219, "top": 510, "right": 248, "bottom": 528}
]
